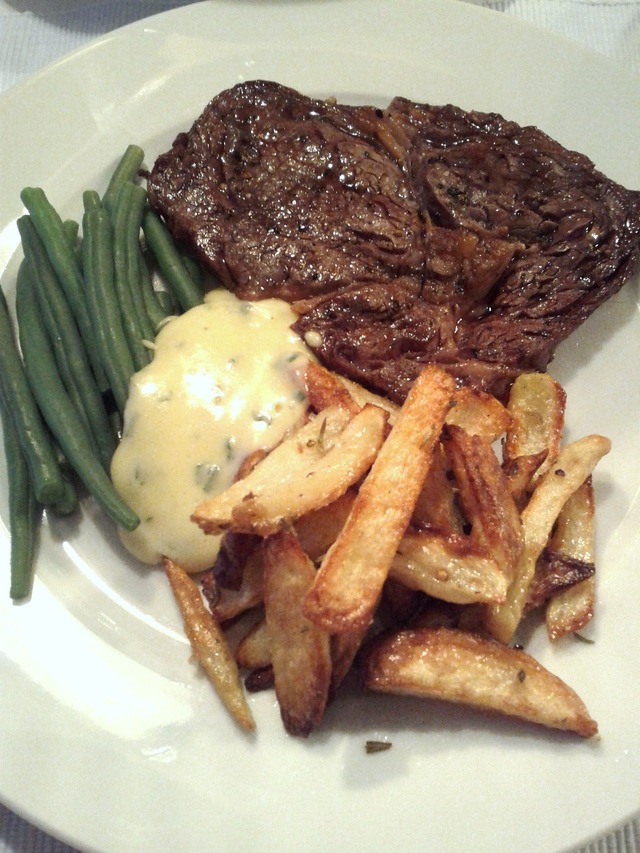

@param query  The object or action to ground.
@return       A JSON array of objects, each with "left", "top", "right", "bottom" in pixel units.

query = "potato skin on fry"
[
  {"left": 443, "top": 424, "right": 523, "bottom": 588},
  {"left": 503, "top": 373, "right": 566, "bottom": 483},
  {"left": 545, "top": 479, "right": 596, "bottom": 640},
  {"left": 263, "top": 529, "right": 332, "bottom": 737},
  {"left": 163, "top": 558, "right": 255, "bottom": 732},
  {"left": 362, "top": 627, "right": 597, "bottom": 738},
  {"left": 391, "top": 529, "right": 508, "bottom": 605}
]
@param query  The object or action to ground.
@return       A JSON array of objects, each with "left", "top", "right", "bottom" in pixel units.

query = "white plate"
[{"left": 1, "top": 2, "right": 639, "bottom": 851}]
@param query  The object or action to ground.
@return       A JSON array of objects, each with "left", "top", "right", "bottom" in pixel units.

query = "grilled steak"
[{"left": 148, "top": 80, "right": 640, "bottom": 401}]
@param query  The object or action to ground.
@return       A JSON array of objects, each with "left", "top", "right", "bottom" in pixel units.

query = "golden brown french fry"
[
  {"left": 484, "top": 434, "right": 610, "bottom": 644},
  {"left": 446, "top": 385, "right": 512, "bottom": 443},
  {"left": 525, "top": 550, "right": 594, "bottom": 611},
  {"left": 444, "top": 425, "right": 523, "bottom": 586},
  {"left": 548, "top": 477, "right": 595, "bottom": 562},
  {"left": 304, "top": 360, "right": 361, "bottom": 415},
  {"left": 335, "top": 373, "right": 400, "bottom": 423},
  {"left": 303, "top": 366, "right": 455, "bottom": 634},
  {"left": 411, "top": 443, "right": 462, "bottom": 533},
  {"left": 192, "top": 404, "right": 386, "bottom": 536},
  {"left": 235, "top": 615, "right": 272, "bottom": 670},
  {"left": 391, "top": 528, "right": 508, "bottom": 604},
  {"left": 294, "top": 488, "right": 356, "bottom": 561},
  {"left": 362, "top": 627, "right": 597, "bottom": 737},
  {"left": 262, "top": 529, "right": 332, "bottom": 737},
  {"left": 503, "top": 450, "right": 549, "bottom": 510},
  {"left": 503, "top": 372, "right": 566, "bottom": 483},
  {"left": 546, "top": 479, "right": 596, "bottom": 640},
  {"left": 163, "top": 558, "right": 255, "bottom": 732}
]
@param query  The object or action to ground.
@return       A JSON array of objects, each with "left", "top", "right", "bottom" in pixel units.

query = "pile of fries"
[{"left": 165, "top": 361, "right": 610, "bottom": 739}]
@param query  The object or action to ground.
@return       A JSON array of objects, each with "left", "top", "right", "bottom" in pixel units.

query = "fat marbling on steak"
[{"left": 147, "top": 80, "right": 640, "bottom": 402}]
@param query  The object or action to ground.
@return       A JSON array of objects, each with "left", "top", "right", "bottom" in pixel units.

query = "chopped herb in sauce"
[
  {"left": 133, "top": 465, "right": 147, "bottom": 486},
  {"left": 195, "top": 462, "right": 222, "bottom": 493},
  {"left": 253, "top": 411, "right": 272, "bottom": 426},
  {"left": 224, "top": 436, "right": 237, "bottom": 462}
]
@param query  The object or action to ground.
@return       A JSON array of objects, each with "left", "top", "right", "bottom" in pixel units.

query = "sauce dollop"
[{"left": 111, "top": 289, "right": 310, "bottom": 571}]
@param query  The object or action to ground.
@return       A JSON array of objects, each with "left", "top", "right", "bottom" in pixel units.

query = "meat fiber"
[{"left": 147, "top": 80, "right": 640, "bottom": 401}]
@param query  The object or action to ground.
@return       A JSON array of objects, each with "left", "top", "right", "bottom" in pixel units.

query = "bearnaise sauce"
[{"left": 111, "top": 289, "right": 310, "bottom": 571}]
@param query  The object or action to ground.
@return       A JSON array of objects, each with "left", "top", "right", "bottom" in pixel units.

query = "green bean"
[
  {"left": 138, "top": 245, "right": 170, "bottom": 333},
  {"left": 142, "top": 209, "right": 203, "bottom": 312},
  {"left": 180, "top": 252, "right": 203, "bottom": 291},
  {"left": 102, "top": 144, "right": 145, "bottom": 216},
  {"left": 15, "top": 262, "right": 139, "bottom": 532},
  {"left": 154, "top": 288, "right": 178, "bottom": 317},
  {"left": 49, "top": 474, "right": 79, "bottom": 517},
  {"left": 19, "top": 186, "right": 108, "bottom": 391},
  {"left": 63, "top": 218, "right": 79, "bottom": 247},
  {"left": 112, "top": 182, "right": 155, "bottom": 368},
  {"left": 81, "top": 205, "right": 135, "bottom": 416},
  {"left": 0, "top": 284, "right": 65, "bottom": 505},
  {"left": 0, "top": 386, "right": 40, "bottom": 600},
  {"left": 43, "top": 444, "right": 79, "bottom": 518},
  {"left": 17, "top": 216, "right": 117, "bottom": 469},
  {"left": 82, "top": 189, "right": 102, "bottom": 214}
]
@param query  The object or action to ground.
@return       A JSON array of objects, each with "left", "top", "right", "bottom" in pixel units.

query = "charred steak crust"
[{"left": 148, "top": 80, "right": 640, "bottom": 401}]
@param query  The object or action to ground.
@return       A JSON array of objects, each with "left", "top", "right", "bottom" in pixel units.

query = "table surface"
[{"left": 0, "top": 1, "right": 639, "bottom": 851}]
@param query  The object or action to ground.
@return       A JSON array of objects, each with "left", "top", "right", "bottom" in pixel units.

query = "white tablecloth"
[{"left": 0, "top": 1, "right": 638, "bottom": 851}]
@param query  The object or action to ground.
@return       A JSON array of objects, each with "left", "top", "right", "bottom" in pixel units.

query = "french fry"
[
  {"left": 484, "top": 434, "right": 610, "bottom": 644},
  {"left": 262, "top": 529, "right": 332, "bottom": 737},
  {"left": 411, "top": 443, "right": 462, "bottom": 532},
  {"left": 548, "top": 478, "right": 596, "bottom": 562},
  {"left": 444, "top": 425, "right": 523, "bottom": 586},
  {"left": 391, "top": 528, "right": 508, "bottom": 604},
  {"left": 446, "top": 385, "right": 512, "bottom": 442},
  {"left": 303, "top": 366, "right": 455, "bottom": 634},
  {"left": 362, "top": 627, "right": 597, "bottom": 737},
  {"left": 235, "top": 615, "right": 272, "bottom": 670},
  {"left": 163, "top": 558, "right": 255, "bottom": 732},
  {"left": 526, "top": 550, "right": 594, "bottom": 611},
  {"left": 294, "top": 488, "right": 356, "bottom": 561},
  {"left": 504, "top": 450, "right": 548, "bottom": 510},
  {"left": 503, "top": 372, "right": 566, "bottom": 483},
  {"left": 546, "top": 479, "right": 596, "bottom": 640},
  {"left": 304, "top": 360, "right": 361, "bottom": 415},
  {"left": 335, "top": 372, "right": 400, "bottom": 423},
  {"left": 192, "top": 404, "right": 387, "bottom": 536}
]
